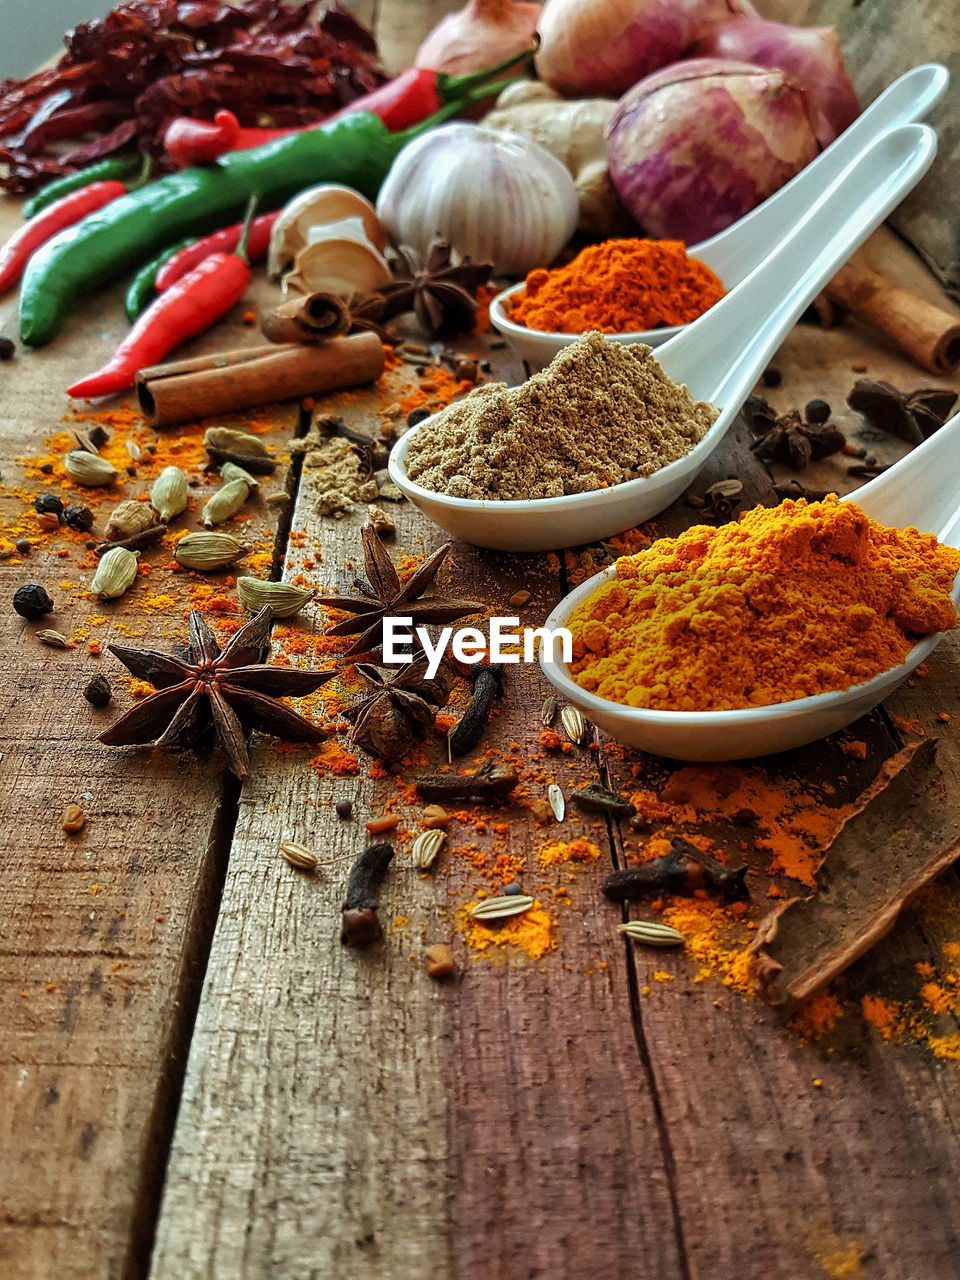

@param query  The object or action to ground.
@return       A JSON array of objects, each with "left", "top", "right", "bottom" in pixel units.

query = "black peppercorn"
[
  {"left": 35, "top": 493, "right": 64, "bottom": 517},
  {"left": 15, "top": 539, "right": 31, "bottom": 555},
  {"left": 761, "top": 366, "right": 782, "bottom": 388},
  {"left": 335, "top": 799, "right": 354, "bottom": 819},
  {"left": 39, "top": 462, "right": 53, "bottom": 474},
  {"left": 13, "top": 582, "right": 54, "bottom": 620},
  {"left": 406, "top": 408, "right": 431, "bottom": 428},
  {"left": 0, "top": 336, "right": 15, "bottom": 361},
  {"left": 83, "top": 674, "right": 112, "bottom": 708},
  {"left": 85, "top": 539, "right": 97, "bottom": 550},
  {"left": 804, "top": 398, "right": 831, "bottom": 425},
  {"left": 63, "top": 505, "right": 94, "bottom": 532}
]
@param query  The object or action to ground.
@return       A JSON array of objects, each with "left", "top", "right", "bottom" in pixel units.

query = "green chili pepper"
[
  {"left": 19, "top": 84, "right": 513, "bottom": 348},
  {"left": 22, "top": 157, "right": 139, "bottom": 220},
  {"left": 124, "top": 237, "right": 196, "bottom": 322}
]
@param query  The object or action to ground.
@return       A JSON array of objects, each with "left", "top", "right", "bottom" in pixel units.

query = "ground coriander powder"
[{"left": 403, "top": 331, "right": 718, "bottom": 500}]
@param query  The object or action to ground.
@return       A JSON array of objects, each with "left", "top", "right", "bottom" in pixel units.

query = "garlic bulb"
[{"left": 376, "top": 123, "right": 579, "bottom": 276}]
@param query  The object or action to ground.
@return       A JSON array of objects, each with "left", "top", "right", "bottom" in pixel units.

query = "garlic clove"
[
  {"left": 268, "top": 184, "right": 387, "bottom": 278},
  {"left": 283, "top": 237, "right": 392, "bottom": 300}
]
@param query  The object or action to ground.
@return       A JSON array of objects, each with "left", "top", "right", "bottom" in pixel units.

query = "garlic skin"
[{"left": 376, "top": 123, "right": 579, "bottom": 276}]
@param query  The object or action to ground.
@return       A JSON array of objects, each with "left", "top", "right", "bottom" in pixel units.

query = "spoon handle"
[
  {"left": 660, "top": 124, "right": 938, "bottom": 407},
  {"left": 692, "top": 64, "right": 949, "bottom": 280},
  {"left": 850, "top": 409, "right": 960, "bottom": 547}
]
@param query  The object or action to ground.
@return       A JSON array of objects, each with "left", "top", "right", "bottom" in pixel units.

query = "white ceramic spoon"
[
  {"left": 540, "top": 410, "right": 960, "bottom": 763},
  {"left": 489, "top": 63, "right": 949, "bottom": 368},
  {"left": 390, "top": 124, "right": 938, "bottom": 553}
]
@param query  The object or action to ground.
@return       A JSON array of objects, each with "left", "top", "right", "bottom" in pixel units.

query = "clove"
[
  {"left": 415, "top": 759, "right": 518, "bottom": 804},
  {"left": 603, "top": 837, "right": 749, "bottom": 903},
  {"left": 448, "top": 664, "right": 504, "bottom": 757},
  {"left": 95, "top": 523, "right": 166, "bottom": 557},
  {"left": 341, "top": 841, "right": 394, "bottom": 946},
  {"left": 205, "top": 446, "right": 276, "bottom": 476},
  {"left": 571, "top": 783, "right": 636, "bottom": 820}
]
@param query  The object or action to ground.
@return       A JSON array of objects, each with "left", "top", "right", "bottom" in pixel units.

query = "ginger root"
[{"left": 486, "top": 81, "right": 633, "bottom": 237}]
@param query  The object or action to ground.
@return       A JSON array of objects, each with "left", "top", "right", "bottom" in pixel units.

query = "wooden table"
[{"left": 3, "top": 6, "right": 960, "bottom": 1278}]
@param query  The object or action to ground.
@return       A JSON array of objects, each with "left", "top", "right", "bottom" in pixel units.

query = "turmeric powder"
[
  {"left": 569, "top": 496, "right": 960, "bottom": 712},
  {"left": 509, "top": 238, "right": 726, "bottom": 334}
]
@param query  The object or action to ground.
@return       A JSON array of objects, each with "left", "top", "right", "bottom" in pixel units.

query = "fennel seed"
[
  {"left": 547, "top": 783, "right": 565, "bottom": 822},
  {"left": 561, "top": 705, "right": 588, "bottom": 745},
  {"left": 541, "top": 695, "right": 557, "bottom": 726},
  {"left": 413, "top": 829, "right": 445, "bottom": 870},
  {"left": 469, "top": 894, "right": 535, "bottom": 921},
  {"left": 280, "top": 840, "right": 319, "bottom": 871},
  {"left": 618, "top": 920, "right": 685, "bottom": 948}
]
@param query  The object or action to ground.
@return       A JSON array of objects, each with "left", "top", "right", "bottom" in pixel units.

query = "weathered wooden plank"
[
  {"left": 0, "top": 189, "right": 300, "bottom": 1278},
  {"left": 148, "top": 339, "right": 687, "bottom": 1279}
]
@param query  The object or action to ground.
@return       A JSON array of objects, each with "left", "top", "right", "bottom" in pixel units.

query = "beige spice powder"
[{"left": 403, "top": 332, "right": 719, "bottom": 500}]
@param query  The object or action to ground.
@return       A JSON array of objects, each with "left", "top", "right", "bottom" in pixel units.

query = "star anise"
[
  {"left": 847, "top": 379, "right": 958, "bottom": 444},
  {"left": 376, "top": 239, "right": 493, "bottom": 337},
  {"left": 344, "top": 658, "right": 450, "bottom": 761},
  {"left": 316, "top": 523, "right": 483, "bottom": 658},
  {"left": 345, "top": 291, "right": 397, "bottom": 345},
  {"left": 99, "top": 607, "right": 335, "bottom": 781},
  {"left": 747, "top": 400, "right": 845, "bottom": 472}
]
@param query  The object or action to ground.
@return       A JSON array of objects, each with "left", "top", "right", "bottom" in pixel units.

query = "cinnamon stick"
[
  {"left": 137, "top": 332, "right": 385, "bottom": 428},
  {"left": 260, "top": 292, "right": 350, "bottom": 344},
  {"left": 827, "top": 254, "right": 960, "bottom": 375}
]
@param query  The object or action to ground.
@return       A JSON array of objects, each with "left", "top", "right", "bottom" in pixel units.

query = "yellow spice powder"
[{"left": 569, "top": 496, "right": 960, "bottom": 712}]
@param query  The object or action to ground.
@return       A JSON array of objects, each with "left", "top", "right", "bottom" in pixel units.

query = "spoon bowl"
[
  {"left": 490, "top": 64, "right": 948, "bottom": 371},
  {"left": 539, "top": 411, "right": 960, "bottom": 762},
  {"left": 390, "top": 124, "right": 938, "bottom": 552}
]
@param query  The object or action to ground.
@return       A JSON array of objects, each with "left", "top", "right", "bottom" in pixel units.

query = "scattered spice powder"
[
  {"left": 537, "top": 837, "right": 602, "bottom": 869},
  {"left": 461, "top": 901, "right": 557, "bottom": 960},
  {"left": 404, "top": 332, "right": 717, "bottom": 500},
  {"left": 509, "top": 238, "right": 726, "bottom": 334},
  {"left": 570, "top": 496, "right": 960, "bottom": 711}
]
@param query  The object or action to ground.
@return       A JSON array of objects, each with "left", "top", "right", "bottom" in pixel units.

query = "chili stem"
[
  {"left": 441, "top": 44, "right": 538, "bottom": 96},
  {"left": 234, "top": 193, "right": 261, "bottom": 265}
]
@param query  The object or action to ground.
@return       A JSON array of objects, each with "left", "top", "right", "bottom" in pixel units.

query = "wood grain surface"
[{"left": 1, "top": 3, "right": 960, "bottom": 1279}]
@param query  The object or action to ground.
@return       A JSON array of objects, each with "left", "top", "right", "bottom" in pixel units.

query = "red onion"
[
  {"left": 695, "top": 17, "right": 859, "bottom": 145},
  {"left": 414, "top": 0, "right": 541, "bottom": 78},
  {"left": 535, "top": 0, "right": 755, "bottom": 98},
  {"left": 606, "top": 59, "right": 820, "bottom": 243}
]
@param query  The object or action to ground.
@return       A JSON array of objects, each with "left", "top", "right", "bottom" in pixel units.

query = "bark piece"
[{"left": 749, "top": 739, "right": 960, "bottom": 1008}]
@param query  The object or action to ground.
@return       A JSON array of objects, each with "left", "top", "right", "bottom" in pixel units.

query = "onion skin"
[
  {"left": 694, "top": 17, "right": 859, "bottom": 146},
  {"left": 606, "top": 59, "right": 819, "bottom": 243},
  {"left": 414, "top": 0, "right": 540, "bottom": 78},
  {"left": 536, "top": 0, "right": 755, "bottom": 98}
]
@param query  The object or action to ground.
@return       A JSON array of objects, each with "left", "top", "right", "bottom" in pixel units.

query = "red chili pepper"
[
  {"left": 67, "top": 250, "right": 251, "bottom": 398},
  {"left": 164, "top": 108, "right": 241, "bottom": 168},
  {"left": 0, "top": 180, "right": 126, "bottom": 294},
  {"left": 154, "top": 210, "right": 278, "bottom": 292},
  {"left": 67, "top": 196, "right": 261, "bottom": 399},
  {"left": 161, "top": 50, "right": 532, "bottom": 166}
]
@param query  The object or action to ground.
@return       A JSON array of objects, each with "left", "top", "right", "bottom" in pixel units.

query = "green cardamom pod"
[
  {"left": 220, "top": 461, "right": 259, "bottom": 490},
  {"left": 204, "top": 426, "right": 269, "bottom": 458},
  {"left": 202, "top": 478, "right": 251, "bottom": 528},
  {"left": 236, "top": 576, "right": 314, "bottom": 618},
  {"left": 104, "top": 499, "right": 155, "bottom": 541},
  {"left": 150, "top": 466, "right": 189, "bottom": 523},
  {"left": 64, "top": 450, "right": 118, "bottom": 487},
  {"left": 91, "top": 546, "right": 139, "bottom": 600},
  {"left": 174, "top": 531, "right": 243, "bottom": 571}
]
